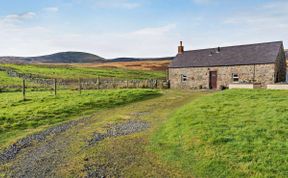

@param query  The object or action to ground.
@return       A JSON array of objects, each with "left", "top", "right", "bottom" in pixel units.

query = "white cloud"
[
  {"left": 224, "top": 1, "right": 288, "bottom": 25},
  {"left": 0, "top": 23, "right": 180, "bottom": 58},
  {"left": 132, "top": 24, "right": 176, "bottom": 35},
  {"left": 1, "top": 12, "right": 36, "bottom": 25},
  {"left": 43, "top": 7, "right": 59, "bottom": 13},
  {"left": 215, "top": 0, "right": 288, "bottom": 47},
  {"left": 75, "top": 0, "right": 142, "bottom": 9},
  {"left": 192, "top": 0, "right": 213, "bottom": 4},
  {"left": 96, "top": 0, "right": 141, "bottom": 9}
]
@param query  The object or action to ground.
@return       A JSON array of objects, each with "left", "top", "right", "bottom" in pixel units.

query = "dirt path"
[{"left": 0, "top": 90, "right": 206, "bottom": 177}]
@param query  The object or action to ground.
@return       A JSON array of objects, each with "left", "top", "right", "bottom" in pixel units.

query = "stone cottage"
[{"left": 169, "top": 41, "right": 286, "bottom": 89}]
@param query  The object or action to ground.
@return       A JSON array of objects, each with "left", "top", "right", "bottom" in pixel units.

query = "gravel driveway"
[
  {"left": 0, "top": 115, "right": 150, "bottom": 177},
  {"left": 0, "top": 90, "right": 201, "bottom": 177}
]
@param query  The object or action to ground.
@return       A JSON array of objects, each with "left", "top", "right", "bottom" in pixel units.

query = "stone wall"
[
  {"left": 169, "top": 64, "right": 275, "bottom": 89},
  {"left": 267, "top": 84, "right": 288, "bottom": 90},
  {"left": 0, "top": 67, "right": 169, "bottom": 90},
  {"left": 70, "top": 79, "right": 169, "bottom": 90},
  {"left": 229, "top": 83, "right": 262, "bottom": 89}
]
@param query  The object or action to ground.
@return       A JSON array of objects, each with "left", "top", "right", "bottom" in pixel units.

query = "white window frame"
[
  {"left": 232, "top": 73, "right": 239, "bottom": 83},
  {"left": 181, "top": 74, "right": 188, "bottom": 82}
]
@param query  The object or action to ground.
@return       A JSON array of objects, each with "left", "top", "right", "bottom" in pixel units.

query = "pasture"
[
  {"left": 0, "top": 63, "right": 166, "bottom": 80},
  {"left": 0, "top": 89, "right": 160, "bottom": 149},
  {"left": 74, "top": 60, "right": 171, "bottom": 71},
  {"left": 0, "top": 71, "right": 42, "bottom": 92},
  {"left": 152, "top": 89, "right": 288, "bottom": 177}
]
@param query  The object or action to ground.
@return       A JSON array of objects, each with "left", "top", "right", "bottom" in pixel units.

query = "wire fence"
[{"left": 0, "top": 66, "right": 170, "bottom": 101}]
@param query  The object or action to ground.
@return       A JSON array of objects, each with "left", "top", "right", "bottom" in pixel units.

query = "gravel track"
[
  {"left": 0, "top": 91, "right": 195, "bottom": 177},
  {"left": 0, "top": 117, "right": 149, "bottom": 177},
  {"left": 88, "top": 120, "right": 149, "bottom": 145},
  {"left": 0, "top": 117, "right": 89, "bottom": 165}
]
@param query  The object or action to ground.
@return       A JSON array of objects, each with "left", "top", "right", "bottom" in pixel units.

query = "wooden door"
[{"left": 209, "top": 71, "right": 217, "bottom": 89}]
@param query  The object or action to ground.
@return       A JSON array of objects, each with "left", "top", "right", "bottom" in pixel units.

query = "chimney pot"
[
  {"left": 178, "top": 41, "right": 184, "bottom": 54},
  {"left": 216, "top": 47, "right": 221, "bottom": 53}
]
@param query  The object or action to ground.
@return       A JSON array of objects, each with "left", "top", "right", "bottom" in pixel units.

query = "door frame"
[{"left": 209, "top": 71, "right": 218, "bottom": 90}]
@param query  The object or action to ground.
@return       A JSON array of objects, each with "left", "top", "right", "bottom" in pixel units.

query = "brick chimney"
[{"left": 178, "top": 41, "right": 184, "bottom": 54}]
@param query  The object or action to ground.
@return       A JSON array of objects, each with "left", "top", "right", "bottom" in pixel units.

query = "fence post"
[
  {"left": 54, "top": 79, "right": 57, "bottom": 96},
  {"left": 112, "top": 77, "right": 115, "bottom": 89},
  {"left": 97, "top": 76, "right": 100, "bottom": 90},
  {"left": 22, "top": 79, "right": 26, "bottom": 101},
  {"left": 166, "top": 69, "right": 169, "bottom": 81},
  {"left": 133, "top": 80, "right": 136, "bottom": 88},
  {"left": 79, "top": 78, "right": 82, "bottom": 94},
  {"left": 155, "top": 80, "right": 158, "bottom": 89},
  {"left": 126, "top": 79, "right": 129, "bottom": 88}
]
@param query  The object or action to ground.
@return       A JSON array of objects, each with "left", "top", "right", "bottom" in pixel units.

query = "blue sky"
[{"left": 0, "top": 0, "right": 287, "bottom": 58}]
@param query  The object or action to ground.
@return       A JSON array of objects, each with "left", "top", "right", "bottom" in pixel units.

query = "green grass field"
[
  {"left": 1, "top": 88, "right": 288, "bottom": 177},
  {"left": 0, "top": 89, "right": 160, "bottom": 148},
  {"left": 0, "top": 64, "right": 166, "bottom": 80},
  {"left": 152, "top": 89, "right": 288, "bottom": 177},
  {"left": 0, "top": 71, "right": 23, "bottom": 86},
  {"left": 0, "top": 71, "right": 43, "bottom": 92}
]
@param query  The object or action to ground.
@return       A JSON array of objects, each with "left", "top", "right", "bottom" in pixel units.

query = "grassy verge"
[
  {"left": 0, "top": 64, "right": 166, "bottom": 80},
  {"left": 151, "top": 89, "right": 288, "bottom": 177},
  {"left": 0, "top": 89, "right": 160, "bottom": 148}
]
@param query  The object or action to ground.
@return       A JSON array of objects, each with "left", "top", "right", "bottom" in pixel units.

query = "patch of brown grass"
[{"left": 73, "top": 60, "right": 171, "bottom": 71}]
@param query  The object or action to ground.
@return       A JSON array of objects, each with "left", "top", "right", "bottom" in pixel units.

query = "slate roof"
[{"left": 169, "top": 41, "right": 283, "bottom": 68}]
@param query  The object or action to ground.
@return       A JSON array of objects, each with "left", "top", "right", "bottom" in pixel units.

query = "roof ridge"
[
  {"left": 170, "top": 41, "right": 283, "bottom": 68},
  {"left": 184, "top": 41, "right": 283, "bottom": 53}
]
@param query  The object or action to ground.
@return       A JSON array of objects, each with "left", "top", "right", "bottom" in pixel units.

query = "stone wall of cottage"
[{"left": 169, "top": 64, "right": 275, "bottom": 89}]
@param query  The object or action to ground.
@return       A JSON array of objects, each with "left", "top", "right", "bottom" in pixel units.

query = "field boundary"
[{"left": 0, "top": 66, "right": 170, "bottom": 91}]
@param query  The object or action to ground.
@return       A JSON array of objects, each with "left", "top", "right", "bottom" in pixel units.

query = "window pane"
[{"left": 232, "top": 73, "right": 239, "bottom": 82}]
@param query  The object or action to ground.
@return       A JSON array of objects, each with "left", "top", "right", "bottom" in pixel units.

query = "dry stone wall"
[{"left": 0, "top": 66, "right": 169, "bottom": 90}]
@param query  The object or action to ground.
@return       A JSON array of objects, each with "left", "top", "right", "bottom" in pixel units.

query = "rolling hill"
[
  {"left": 0, "top": 52, "right": 174, "bottom": 64},
  {"left": 26, "top": 52, "right": 105, "bottom": 63},
  {"left": 0, "top": 52, "right": 105, "bottom": 64}
]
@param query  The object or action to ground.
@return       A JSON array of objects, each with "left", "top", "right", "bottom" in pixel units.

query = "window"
[
  {"left": 181, "top": 74, "right": 188, "bottom": 82},
  {"left": 232, "top": 73, "right": 239, "bottom": 82}
]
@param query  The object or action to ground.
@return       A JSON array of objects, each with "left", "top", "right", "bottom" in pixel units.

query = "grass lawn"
[
  {"left": 0, "top": 64, "right": 166, "bottom": 80},
  {"left": 0, "top": 89, "right": 160, "bottom": 149},
  {"left": 152, "top": 89, "right": 288, "bottom": 177}
]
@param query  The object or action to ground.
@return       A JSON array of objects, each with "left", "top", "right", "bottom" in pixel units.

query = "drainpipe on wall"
[{"left": 253, "top": 64, "right": 256, "bottom": 84}]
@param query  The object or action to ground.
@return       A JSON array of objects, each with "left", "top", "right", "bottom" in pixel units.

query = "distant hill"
[
  {"left": 0, "top": 57, "right": 26, "bottom": 64},
  {"left": 0, "top": 52, "right": 174, "bottom": 64},
  {"left": 0, "top": 52, "right": 105, "bottom": 64}
]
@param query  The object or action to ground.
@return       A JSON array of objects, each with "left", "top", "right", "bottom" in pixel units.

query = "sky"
[{"left": 0, "top": 0, "right": 287, "bottom": 58}]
